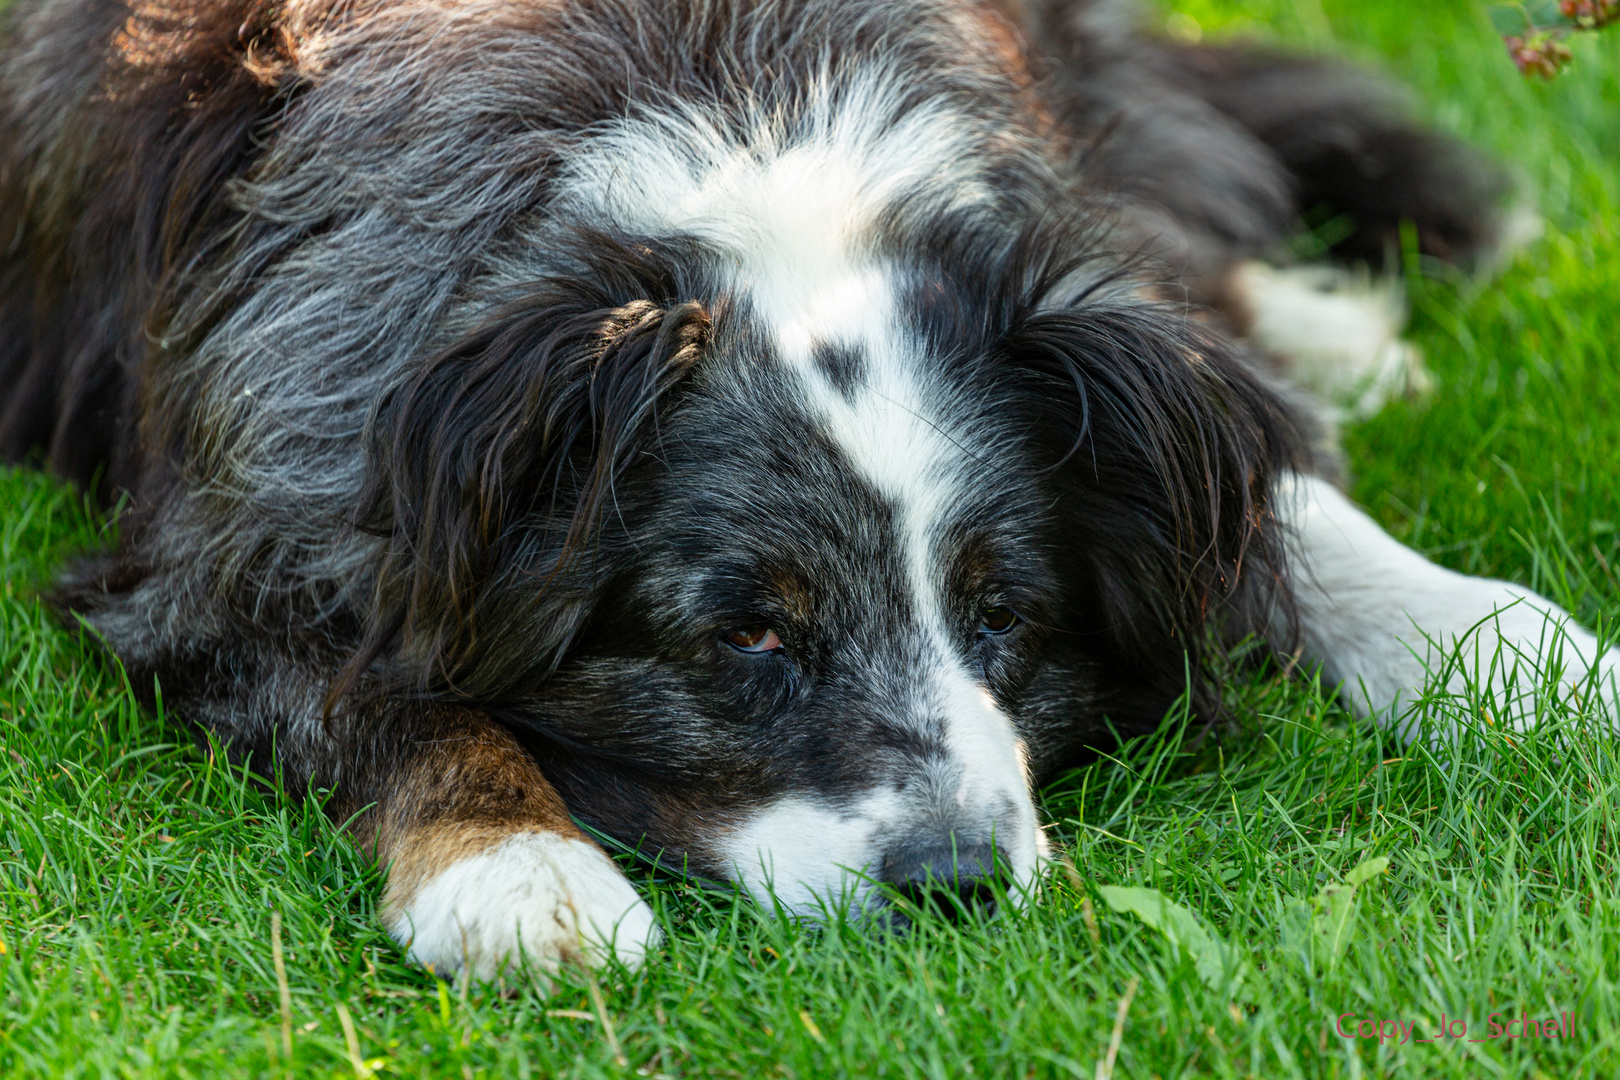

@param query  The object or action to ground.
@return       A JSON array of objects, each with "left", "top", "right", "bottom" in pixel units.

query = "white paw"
[
  {"left": 1233, "top": 261, "right": 1430, "bottom": 420},
  {"left": 387, "top": 832, "right": 660, "bottom": 984}
]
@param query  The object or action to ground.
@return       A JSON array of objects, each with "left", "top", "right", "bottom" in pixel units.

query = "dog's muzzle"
[
  {"left": 716, "top": 779, "right": 1043, "bottom": 920},
  {"left": 879, "top": 837, "right": 1004, "bottom": 923}
]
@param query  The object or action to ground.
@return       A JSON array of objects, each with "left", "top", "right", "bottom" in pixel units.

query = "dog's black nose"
[{"left": 880, "top": 842, "right": 1000, "bottom": 923}]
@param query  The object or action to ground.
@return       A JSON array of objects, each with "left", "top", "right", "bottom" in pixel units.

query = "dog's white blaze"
[
  {"left": 722, "top": 298, "right": 1043, "bottom": 904},
  {"left": 558, "top": 69, "right": 1043, "bottom": 907},
  {"left": 388, "top": 832, "right": 660, "bottom": 983},
  {"left": 1277, "top": 472, "right": 1618, "bottom": 739},
  {"left": 554, "top": 67, "right": 993, "bottom": 267}
]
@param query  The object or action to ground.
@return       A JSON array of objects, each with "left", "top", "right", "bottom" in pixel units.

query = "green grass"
[{"left": 4, "top": 1, "right": 1620, "bottom": 1076}]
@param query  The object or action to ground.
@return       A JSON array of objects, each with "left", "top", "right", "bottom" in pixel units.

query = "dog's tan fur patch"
[{"left": 360, "top": 708, "right": 586, "bottom": 922}]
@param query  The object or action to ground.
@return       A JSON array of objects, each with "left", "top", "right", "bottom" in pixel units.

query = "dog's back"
[{"left": 1, "top": 0, "right": 1511, "bottom": 503}]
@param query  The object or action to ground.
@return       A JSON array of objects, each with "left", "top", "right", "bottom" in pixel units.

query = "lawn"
[{"left": 4, "top": 1, "right": 1620, "bottom": 1077}]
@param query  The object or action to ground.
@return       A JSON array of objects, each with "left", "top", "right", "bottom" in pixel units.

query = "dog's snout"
[{"left": 880, "top": 841, "right": 1001, "bottom": 923}]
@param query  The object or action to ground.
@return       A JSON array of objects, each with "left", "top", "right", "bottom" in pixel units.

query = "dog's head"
[{"left": 355, "top": 103, "right": 1302, "bottom": 919}]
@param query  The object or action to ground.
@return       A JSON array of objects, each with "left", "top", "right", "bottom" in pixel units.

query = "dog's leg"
[
  {"left": 1272, "top": 473, "right": 1617, "bottom": 740},
  {"left": 331, "top": 704, "right": 659, "bottom": 983}
]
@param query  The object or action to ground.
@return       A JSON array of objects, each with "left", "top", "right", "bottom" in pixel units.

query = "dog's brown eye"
[
  {"left": 978, "top": 607, "right": 1019, "bottom": 635},
  {"left": 724, "top": 626, "right": 782, "bottom": 653}
]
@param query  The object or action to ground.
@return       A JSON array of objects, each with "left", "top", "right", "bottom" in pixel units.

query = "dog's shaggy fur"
[{"left": 3, "top": 0, "right": 1613, "bottom": 980}]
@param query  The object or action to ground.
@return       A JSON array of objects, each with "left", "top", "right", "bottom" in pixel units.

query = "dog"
[{"left": 2, "top": 0, "right": 1613, "bottom": 982}]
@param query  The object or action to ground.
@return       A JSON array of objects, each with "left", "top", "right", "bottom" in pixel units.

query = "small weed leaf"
[
  {"left": 1096, "top": 886, "right": 1251, "bottom": 1001},
  {"left": 1302, "top": 855, "right": 1391, "bottom": 973},
  {"left": 1343, "top": 856, "right": 1390, "bottom": 891}
]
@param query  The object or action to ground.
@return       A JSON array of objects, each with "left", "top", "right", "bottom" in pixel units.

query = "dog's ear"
[
  {"left": 1003, "top": 299, "right": 1309, "bottom": 700},
  {"left": 351, "top": 256, "right": 710, "bottom": 698}
]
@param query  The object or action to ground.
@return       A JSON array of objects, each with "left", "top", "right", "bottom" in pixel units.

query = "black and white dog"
[{"left": 2, "top": 0, "right": 1612, "bottom": 981}]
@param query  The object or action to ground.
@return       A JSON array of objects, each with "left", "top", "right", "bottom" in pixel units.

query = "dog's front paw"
[
  {"left": 1282, "top": 473, "right": 1618, "bottom": 740},
  {"left": 384, "top": 831, "right": 660, "bottom": 984},
  {"left": 1405, "top": 584, "right": 1618, "bottom": 734}
]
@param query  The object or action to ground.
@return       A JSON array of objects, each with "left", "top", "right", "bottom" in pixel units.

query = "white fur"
[
  {"left": 387, "top": 832, "right": 660, "bottom": 984},
  {"left": 560, "top": 69, "right": 1044, "bottom": 910},
  {"left": 1234, "top": 261, "right": 1430, "bottom": 420},
  {"left": 720, "top": 790, "right": 909, "bottom": 913},
  {"left": 1278, "top": 473, "right": 1618, "bottom": 739},
  {"left": 1483, "top": 199, "right": 1545, "bottom": 275},
  {"left": 554, "top": 66, "right": 994, "bottom": 261}
]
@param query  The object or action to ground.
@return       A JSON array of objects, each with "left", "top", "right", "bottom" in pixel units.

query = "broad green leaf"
[
  {"left": 1525, "top": 0, "right": 1578, "bottom": 27},
  {"left": 1344, "top": 856, "right": 1390, "bottom": 889},
  {"left": 1489, "top": 5, "right": 1533, "bottom": 35},
  {"left": 1097, "top": 886, "right": 1250, "bottom": 1000},
  {"left": 1310, "top": 855, "right": 1392, "bottom": 970}
]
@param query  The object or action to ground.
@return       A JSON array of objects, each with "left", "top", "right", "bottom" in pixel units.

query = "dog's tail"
[
  {"left": 1163, "top": 40, "right": 1516, "bottom": 268},
  {"left": 1012, "top": 0, "right": 1517, "bottom": 285}
]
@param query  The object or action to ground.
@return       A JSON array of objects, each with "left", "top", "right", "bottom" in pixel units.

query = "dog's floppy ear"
[
  {"left": 351, "top": 248, "right": 709, "bottom": 698},
  {"left": 1004, "top": 298, "right": 1309, "bottom": 700}
]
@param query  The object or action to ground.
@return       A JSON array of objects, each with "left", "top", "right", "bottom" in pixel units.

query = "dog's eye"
[
  {"left": 724, "top": 626, "right": 782, "bottom": 654},
  {"left": 978, "top": 607, "right": 1019, "bottom": 635}
]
